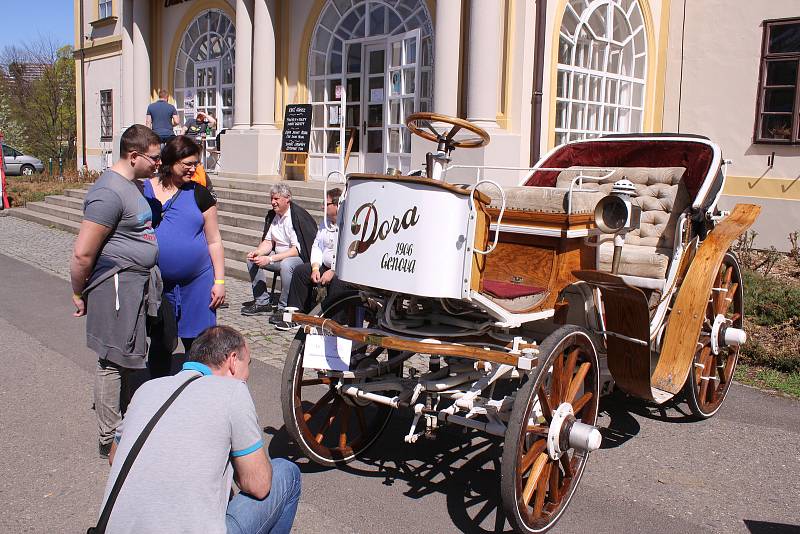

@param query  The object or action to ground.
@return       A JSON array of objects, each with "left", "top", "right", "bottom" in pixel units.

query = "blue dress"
[{"left": 143, "top": 180, "right": 216, "bottom": 339}]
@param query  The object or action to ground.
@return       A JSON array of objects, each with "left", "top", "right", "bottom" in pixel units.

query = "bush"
[
  {"left": 742, "top": 270, "right": 800, "bottom": 326},
  {"left": 740, "top": 339, "right": 800, "bottom": 374}
]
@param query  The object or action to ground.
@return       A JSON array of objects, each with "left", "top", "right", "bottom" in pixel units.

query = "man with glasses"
[{"left": 70, "top": 124, "right": 162, "bottom": 458}]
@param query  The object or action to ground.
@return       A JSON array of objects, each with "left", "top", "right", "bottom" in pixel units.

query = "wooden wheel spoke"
[
  {"left": 520, "top": 439, "right": 547, "bottom": 474},
  {"left": 551, "top": 353, "right": 564, "bottom": 406},
  {"left": 549, "top": 458, "right": 561, "bottom": 503},
  {"left": 566, "top": 362, "right": 591, "bottom": 404},
  {"left": 526, "top": 424, "right": 550, "bottom": 436},
  {"left": 338, "top": 404, "right": 352, "bottom": 449},
  {"left": 730, "top": 312, "right": 742, "bottom": 323},
  {"left": 314, "top": 398, "right": 342, "bottom": 443},
  {"left": 721, "top": 353, "right": 736, "bottom": 383},
  {"left": 571, "top": 391, "right": 593, "bottom": 415},
  {"left": 720, "top": 282, "right": 739, "bottom": 315},
  {"left": 538, "top": 384, "right": 553, "bottom": 422},
  {"left": 302, "top": 389, "right": 335, "bottom": 422},
  {"left": 522, "top": 453, "right": 549, "bottom": 505},
  {"left": 533, "top": 462, "right": 552, "bottom": 518},
  {"left": 697, "top": 350, "right": 714, "bottom": 402},
  {"left": 300, "top": 377, "right": 332, "bottom": 387},
  {"left": 564, "top": 348, "right": 579, "bottom": 388},
  {"left": 560, "top": 453, "right": 574, "bottom": 478}
]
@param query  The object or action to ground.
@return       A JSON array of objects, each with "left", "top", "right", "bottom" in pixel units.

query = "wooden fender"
[{"left": 652, "top": 203, "right": 761, "bottom": 395}]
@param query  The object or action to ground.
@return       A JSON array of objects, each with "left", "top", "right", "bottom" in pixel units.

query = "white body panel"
[{"left": 336, "top": 178, "right": 474, "bottom": 299}]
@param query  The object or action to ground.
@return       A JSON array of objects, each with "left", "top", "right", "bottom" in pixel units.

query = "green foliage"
[
  {"left": 740, "top": 339, "right": 800, "bottom": 374},
  {"left": 735, "top": 364, "right": 800, "bottom": 399},
  {"left": 742, "top": 269, "right": 800, "bottom": 326},
  {"left": 0, "top": 40, "right": 76, "bottom": 165}
]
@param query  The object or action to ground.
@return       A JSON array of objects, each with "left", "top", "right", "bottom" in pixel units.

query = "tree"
[{"left": 0, "top": 37, "right": 76, "bottom": 166}]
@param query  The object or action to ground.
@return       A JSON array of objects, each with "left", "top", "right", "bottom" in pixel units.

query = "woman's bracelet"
[{"left": 214, "top": 279, "right": 225, "bottom": 285}]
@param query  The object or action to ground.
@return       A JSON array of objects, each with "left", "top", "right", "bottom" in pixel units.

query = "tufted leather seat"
[{"left": 556, "top": 166, "right": 689, "bottom": 278}]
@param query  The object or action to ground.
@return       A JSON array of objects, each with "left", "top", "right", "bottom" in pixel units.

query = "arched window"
[
  {"left": 308, "top": 0, "right": 433, "bottom": 178},
  {"left": 555, "top": 0, "right": 647, "bottom": 145},
  {"left": 173, "top": 10, "right": 236, "bottom": 130}
]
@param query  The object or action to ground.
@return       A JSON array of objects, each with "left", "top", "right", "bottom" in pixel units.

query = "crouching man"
[{"left": 98, "top": 326, "right": 301, "bottom": 534}]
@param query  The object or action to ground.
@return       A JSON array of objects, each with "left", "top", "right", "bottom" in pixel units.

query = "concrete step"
[
  {"left": 58, "top": 188, "right": 324, "bottom": 221},
  {"left": 10, "top": 203, "right": 263, "bottom": 283},
  {"left": 213, "top": 175, "right": 331, "bottom": 197}
]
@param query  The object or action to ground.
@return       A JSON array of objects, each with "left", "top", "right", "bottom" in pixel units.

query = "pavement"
[{"left": 0, "top": 215, "right": 799, "bottom": 533}]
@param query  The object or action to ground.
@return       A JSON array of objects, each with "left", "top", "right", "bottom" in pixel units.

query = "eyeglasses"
[
  {"left": 326, "top": 202, "right": 337, "bottom": 206},
  {"left": 139, "top": 153, "right": 162, "bottom": 164},
  {"left": 179, "top": 160, "right": 201, "bottom": 169}
]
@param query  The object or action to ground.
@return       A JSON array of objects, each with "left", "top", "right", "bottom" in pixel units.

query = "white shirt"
[
  {"left": 265, "top": 206, "right": 300, "bottom": 254},
  {"left": 310, "top": 220, "right": 338, "bottom": 268}
]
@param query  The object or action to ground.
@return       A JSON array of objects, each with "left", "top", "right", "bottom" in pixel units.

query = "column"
[
  {"left": 121, "top": 0, "right": 134, "bottom": 128},
  {"left": 252, "top": 0, "right": 277, "bottom": 128},
  {"left": 466, "top": 0, "right": 501, "bottom": 128},
  {"left": 233, "top": 0, "right": 254, "bottom": 129},
  {"left": 433, "top": 0, "right": 462, "bottom": 117},
  {"left": 132, "top": 0, "right": 151, "bottom": 124}
]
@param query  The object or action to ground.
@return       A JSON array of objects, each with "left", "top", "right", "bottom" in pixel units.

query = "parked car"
[{"left": 2, "top": 144, "right": 44, "bottom": 176}]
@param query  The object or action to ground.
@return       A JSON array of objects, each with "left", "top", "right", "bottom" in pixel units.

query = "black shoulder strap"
[{"left": 90, "top": 374, "right": 202, "bottom": 533}]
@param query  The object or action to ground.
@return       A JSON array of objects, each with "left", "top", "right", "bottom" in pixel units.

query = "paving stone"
[{"left": 0, "top": 216, "right": 294, "bottom": 369}]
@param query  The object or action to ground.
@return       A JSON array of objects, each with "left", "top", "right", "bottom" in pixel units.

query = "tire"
[
  {"left": 280, "top": 294, "right": 396, "bottom": 467},
  {"left": 501, "top": 325, "right": 600, "bottom": 533},
  {"left": 682, "top": 252, "right": 743, "bottom": 419},
  {"left": 20, "top": 164, "right": 35, "bottom": 176}
]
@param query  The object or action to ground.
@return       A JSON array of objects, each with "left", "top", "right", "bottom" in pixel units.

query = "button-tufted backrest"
[{"left": 555, "top": 166, "right": 689, "bottom": 248}]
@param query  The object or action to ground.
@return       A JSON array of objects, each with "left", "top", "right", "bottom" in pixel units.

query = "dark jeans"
[{"left": 287, "top": 263, "right": 354, "bottom": 315}]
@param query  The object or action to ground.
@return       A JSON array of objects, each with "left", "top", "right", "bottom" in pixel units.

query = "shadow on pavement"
[{"left": 743, "top": 519, "right": 800, "bottom": 533}]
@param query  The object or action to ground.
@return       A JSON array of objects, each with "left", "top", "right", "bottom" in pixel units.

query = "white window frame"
[
  {"left": 555, "top": 0, "right": 647, "bottom": 146},
  {"left": 307, "top": 0, "right": 433, "bottom": 179}
]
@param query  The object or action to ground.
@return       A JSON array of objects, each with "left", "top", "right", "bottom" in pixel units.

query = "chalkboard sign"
[{"left": 281, "top": 104, "right": 313, "bottom": 153}]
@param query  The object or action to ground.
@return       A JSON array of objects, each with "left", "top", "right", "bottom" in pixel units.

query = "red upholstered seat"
[{"left": 482, "top": 280, "right": 546, "bottom": 299}]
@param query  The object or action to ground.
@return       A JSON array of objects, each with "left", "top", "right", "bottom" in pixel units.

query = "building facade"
[{"left": 74, "top": 0, "right": 799, "bottom": 248}]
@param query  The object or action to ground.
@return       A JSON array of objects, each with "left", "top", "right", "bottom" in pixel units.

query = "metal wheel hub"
[
  {"left": 547, "top": 402, "right": 602, "bottom": 460},
  {"left": 710, "top": 313, "right": 747, "bottom": 355}
]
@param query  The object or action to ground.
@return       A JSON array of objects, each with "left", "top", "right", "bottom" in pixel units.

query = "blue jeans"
[
  {"left": 226, "top": 458, "right": 302, "bottom": 534},
  {"left": 248, "top": 255, "right": 304, "bottom": 308}
]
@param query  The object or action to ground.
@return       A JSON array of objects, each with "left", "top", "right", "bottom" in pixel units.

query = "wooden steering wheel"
[{"left": 405, "top": 112, "right": 490, "bottom": 151}]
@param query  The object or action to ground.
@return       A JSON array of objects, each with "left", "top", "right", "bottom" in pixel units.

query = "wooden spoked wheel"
[
  {"left": 405, "top": 112, "right": 490, "bottom": 149},
  {"left": 280, "top": 296, "right": 396, "bottom": 467},
  {"left": 501, "top": 325, "right": 600, "bottom": 533},
  {"left": 682, "top": 252, "right": 743, "bottom": 419}
]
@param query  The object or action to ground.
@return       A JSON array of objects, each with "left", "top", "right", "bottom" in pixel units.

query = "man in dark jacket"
[{"left": 242, "top": 184, "right": 317, "bottom": 318}]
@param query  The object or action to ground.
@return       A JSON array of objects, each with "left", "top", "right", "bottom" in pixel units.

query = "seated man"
[
  {"left": 99, "top": 326, "right": 301, "bottom": 534},
  {"left": 274, "top": 188, "right": 353, "bottom": 331},
  {"left": 242, "top": 184, "right": 317, "bottom": 316}
]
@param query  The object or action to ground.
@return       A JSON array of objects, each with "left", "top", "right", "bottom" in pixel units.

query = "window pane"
[
  {"left": 766, "top": 60, "right": 798, "bottom": 86},
  {"left": 367, "top": 130, "right": 382, "bottom": 152},
  {"left": 369, "top": 4, "right": 385, "bottom": 36},
  {"left": 346, "top": 77, "right": 360, "bottom": 100},
  {"left": 327, "top": 131, "right": 341, "bottom": 154},
  {"left": 403, "top": 67, "right": 415, "bottom": 95},
  {"left": 346, "top": 43, "right": 362, "bottom": 73},
  {"left": 388, "top": 127, "right": 400, "bottom": 153},
  {"left": 368, "top": 104, "right": 383, "bottom": 127},
  {"left": 310, "top": 130, "right": 324, "bottom": 152},
  {"left": 768, "top": 23, "right": 800, "bottom": 54},
  {"left": 312, "top": 79, "right": 325, "bottom": 102},
  {"left": 346, "top": 104, "right": 360, "bottom": 127},
  {"left": 369, "top": 50, "right": 384, "bottom": 74},
  {"left": 760, "top": 114, "right": 793, "bottom": 140},
  {"left": 763, "top": 87, "right": 796, "bottom": 112},
  {"left": 391, "top": 41, "right": 401, "bottom": 67}
]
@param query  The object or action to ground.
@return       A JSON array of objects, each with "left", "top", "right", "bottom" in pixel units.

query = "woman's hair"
[{"left": 160, "top": 135, "right": 201, "bottom": 184}]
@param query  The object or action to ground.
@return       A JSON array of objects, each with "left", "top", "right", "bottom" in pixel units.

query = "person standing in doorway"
[
  {"left": 146, "top": 89, "right": 180, "bottom": 145},
  {"left": 70, "top": 124, "right": 161, "bottom": 459}
]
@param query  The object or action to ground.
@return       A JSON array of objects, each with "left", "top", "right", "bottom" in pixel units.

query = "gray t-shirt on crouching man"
[
  {"left": 99, "top": 362, "right": 265, "bottom": 533},
  {"left": 82, "top": 170, "right": 158, "bottom": 368}
]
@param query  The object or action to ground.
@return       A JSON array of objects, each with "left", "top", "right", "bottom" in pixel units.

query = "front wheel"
[
  {"left": 501, "top": 325, "right": 600, "bottom": 533},
  {"left": 20, "top": 164, "right": 35, "bottom": 176},
  {"left": 280, "top": 295, "right": 396, "bottom": 467}
]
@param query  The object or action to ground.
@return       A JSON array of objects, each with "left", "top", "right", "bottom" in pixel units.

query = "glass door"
[
  {"left": 194, "top": 60, "right": 221, "bottom": 140},
  {"left": 385, "top": 29, "right": 420, "bottom": 174},
  {"left": 362, "top": 42, "right": 387, "bottom": 174}
]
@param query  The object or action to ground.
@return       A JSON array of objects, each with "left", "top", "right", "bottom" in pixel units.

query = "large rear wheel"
[
  {"left": 682, "top": 252, "right": 743, "bottom": 419},
  {"left": 501, "top": 325, "right": 600, "bottom": 533}
]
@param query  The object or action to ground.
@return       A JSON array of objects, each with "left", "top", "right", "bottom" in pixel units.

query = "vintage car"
[{"left": 279, "top": 113, "right": 760, "bottom": 533}]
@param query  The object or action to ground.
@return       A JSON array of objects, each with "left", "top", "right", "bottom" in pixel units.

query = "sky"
[{"left": 0, "top": 0, "right": 75, "bottom": 52}]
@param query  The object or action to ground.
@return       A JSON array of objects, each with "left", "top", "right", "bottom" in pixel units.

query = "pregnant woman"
[{"left": 144, "top": 135, "right": 225, "bottom": 375}]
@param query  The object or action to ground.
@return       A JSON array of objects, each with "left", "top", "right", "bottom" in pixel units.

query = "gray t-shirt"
[
  {"left": 100, "top": 363, "right": 264, "bottom": 533},
  {"left": 83, "top": 170, "right": 158, "bottom": 279}
]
